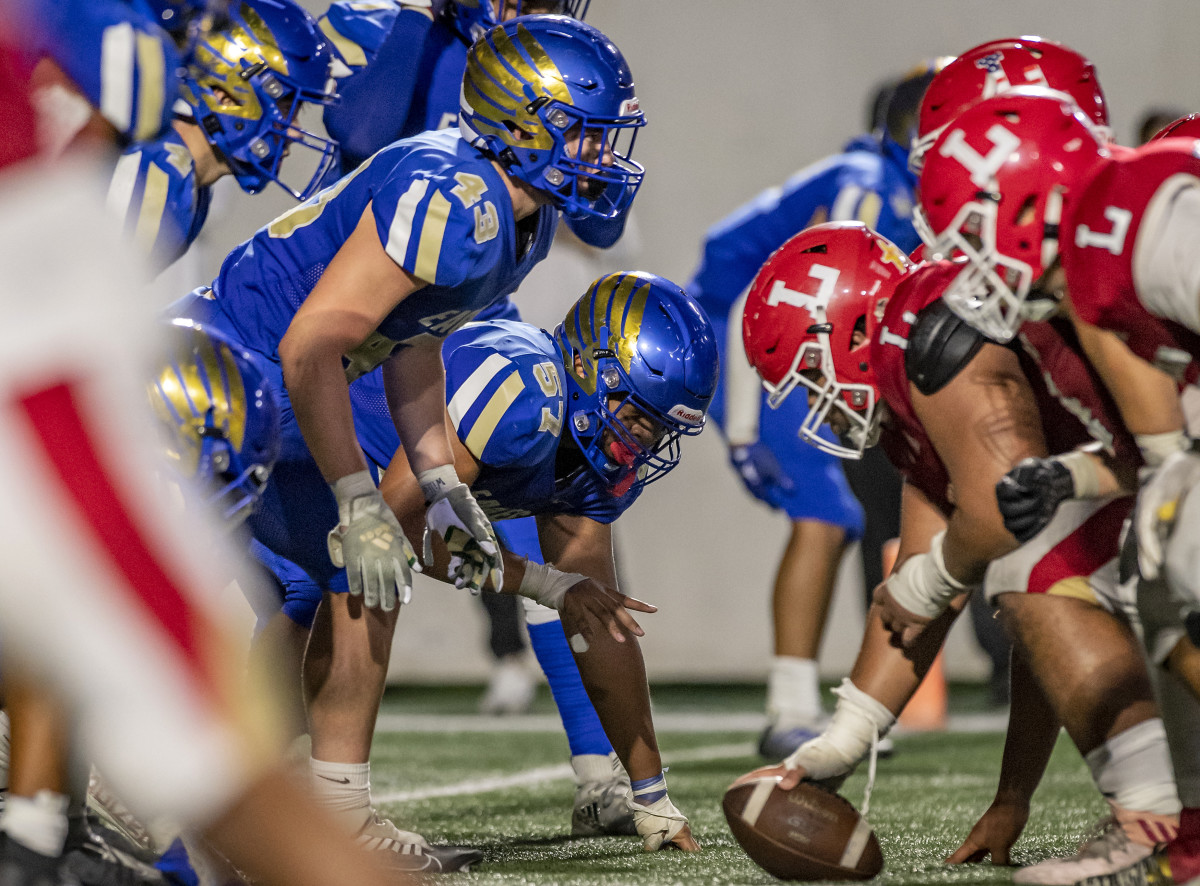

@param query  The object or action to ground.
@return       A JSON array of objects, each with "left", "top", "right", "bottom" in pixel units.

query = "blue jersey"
[
  {"left": 27, "top": 0, "right": 179, "bottom": 143},
  {"left": 209, "top": 128, "right": 556, "bottom": 377},
  {"left": 689, "top": 133, "right": 919, "bottom": 430},
  {"left": 317, "top": 1, "right": 626, "bottom": 249},
  {"left": 320, "top": 1, "right": 465, "bottom": 171},
  {"left": 107, "top": 127, "right": 211, "bottom": 269},
  {"left": 350, "top": 320, "right": 640, "bottom": 524}
]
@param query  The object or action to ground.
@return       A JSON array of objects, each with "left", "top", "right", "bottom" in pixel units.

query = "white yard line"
[
  {"left": 374, "top": 743, "right": 753, "bottom": 804},
  {"left": 371, "top": 711, "right": 1009, "bottom": 804}
]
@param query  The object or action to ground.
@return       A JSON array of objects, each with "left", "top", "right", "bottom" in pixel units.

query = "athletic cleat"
[
  {"left": 85, "top": 773, "right": 157, "bottom": 860},
  {"left": 478, "top": 657, "right": 536, "bottom": 716},
  {"left": 757, "top": 722, "right": 824, "bottom": 763},
  {"left": 570, "top": 753, "right": 636, "bottom": 837},
  {"left": 353, "top": 812, "right": 483, "bottom": 873},
  {"left": 1015, "top": 817, "right": 1155, "bottom": 885}
]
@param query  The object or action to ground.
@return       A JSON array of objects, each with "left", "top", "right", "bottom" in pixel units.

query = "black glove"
[{"left": 995, "top": 457, "right": 1076, "bottom": 544}]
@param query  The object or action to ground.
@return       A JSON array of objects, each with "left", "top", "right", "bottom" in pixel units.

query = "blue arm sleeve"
[{"left": 323, "top": 8, "right": 436, "bottom": 169}]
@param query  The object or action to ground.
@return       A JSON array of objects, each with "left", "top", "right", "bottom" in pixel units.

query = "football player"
[
  {"left": 0, "top": 48, "right": 413, "bottom": 886},
  {"left": 108, "top": 0, "right": 339, "bottom": 270},
  {"left": 169, "top": 13, "right": 647, "bottom": 870},
  {"left": 686, "top": 60, "right": 945, "bottom": 760},
  {"left": 737, "top": 223, "right": 1181, "bottom": 885},
  {"left": 316, "top": 0, "right": 629, "bottom": 767},
  {"left": 918, "top": 88, "right": 1200, "bottom": 886},
  {"left": 370, "top": 271, "right": 715, "bottom": 853}
]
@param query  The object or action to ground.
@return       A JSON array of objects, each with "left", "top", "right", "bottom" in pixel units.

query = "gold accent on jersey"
[
  {"left": 1046, "top": 576, "right": 1099, "bottom": 606},
  {"left": 268, "top": 152, "right": 376, "bottom": 239},
  {"left": 133, "top": 31, "right": 167, "bottom": 141},
  {"left": 465, "top": 369, "right": 526, "bottom": 458},
  {"left": 451, "top": 172, "right": 488, "bottom": 208},
  {"left": 856, "top": 191, "right": 882, "bottom": 230},
  {"left": 133, "top": 163, "right": 170, "bottom": 256},
  {"left": 318, "top": 16, "right": 367, "bottom": 67},
  {"left": 414, "top": 190, "right": 451, "bottom": 283},
  {"left": 473, "top": 202, "right": 499, "bottom": 244},
  {"left": 163, "top": 142, "right": 194, "bottom": 177}
]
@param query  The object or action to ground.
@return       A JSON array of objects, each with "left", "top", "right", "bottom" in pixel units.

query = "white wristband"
[
  {"left": 1135, "top": 430, "right": 1188, "bottom": 469},
  {"left": 416, "top": 464, "right": 460, "bottom": 502},
  {"left": 517, "top": 560, "right": 587, "bottom": 610},
  {"left": 885, "top": 530, "right": 972, "bottom": 619},
  {"left": 1058, "top": 450, "right": 1103, "bottom": 499}
]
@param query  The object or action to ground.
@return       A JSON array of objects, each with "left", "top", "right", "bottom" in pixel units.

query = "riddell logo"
[
  {"left": 620, "top": 97, "right": 640, "bottom": 115},
  {"left": 669, "top": 404, "right": 703, "bottom": 425}
]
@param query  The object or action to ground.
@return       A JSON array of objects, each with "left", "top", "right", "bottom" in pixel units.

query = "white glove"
[
  {"left": 418, "top": 466, "right": 502, "bottom": 594},
  {"left": 1135, "top": 444, "right": 1200, "bottom": 581},
  {"left": 633, "top": 795, "right": 689, "bottom": 851},
  {"left": 327, "top": 471, "right": 417, "bottom": 611}
]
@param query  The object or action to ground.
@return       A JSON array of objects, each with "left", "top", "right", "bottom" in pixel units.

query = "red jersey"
[
  {"left": 870, "top": 261, "right": 1139, "bottom": 518},
  {"left": 1061, "top": 139, "right": 1200, "bottom": 383}
]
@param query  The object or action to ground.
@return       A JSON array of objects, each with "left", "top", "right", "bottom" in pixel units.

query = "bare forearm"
[
  {"left": 280, "top": 332, "right": 366, "bottom": 483},
  {"left": 992, "top": 650, "right": 1059, "bottom": 805},
  {"left": 384, "top": 344, "right": 455, "bottom": 475}
]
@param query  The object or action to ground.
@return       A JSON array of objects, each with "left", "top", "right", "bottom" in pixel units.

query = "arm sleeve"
[
  {"left": 322, "top": 4, "right": 436, "bottom": 168},
  {"left": 721, "top": 291, "right": 763, "bottom": 446},
  {"left": 105, "top": 143, "right": 193, "bottom": 270},
  {"left": 1134, "top": 176, "right": 1200, "bottom": 334}
]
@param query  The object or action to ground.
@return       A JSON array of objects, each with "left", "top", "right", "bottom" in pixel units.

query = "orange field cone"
[{"left": 880, "top": 537, "right": 949, "bottom": 732}]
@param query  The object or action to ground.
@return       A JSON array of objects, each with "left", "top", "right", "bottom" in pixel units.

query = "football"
[{"left": 722, "top": 775, "right": 883, "bottom": 881}]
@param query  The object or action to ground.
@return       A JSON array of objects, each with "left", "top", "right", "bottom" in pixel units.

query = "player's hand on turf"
[
  {"left": 1134, "top": 445, "right": 1200, "bottom": 580},
  {"left": 995, "top": 456, "right": 1076, "bottom": 543},
  {"left": 945, "top": 798, "right": 1029, "bottom": 865},
  {"left": 419, "top": 466, "right": 503, "bottom": 593},
  {"left": 730, "top": 442, "right": 794, "bottom": 508},
  {"left": 634, "top": 796, "right": 699, "bottom": 852},
  {"left": 560, "top": 579, "right": 656, "bottom": 645},
  {"left": 328, "top": 482, "right": 417, "bottom": 611},
  {"left": 872, "top": 581, "right": 933, "bottom": 649}
]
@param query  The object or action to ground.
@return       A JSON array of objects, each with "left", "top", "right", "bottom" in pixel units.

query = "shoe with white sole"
[
  {"left": 570, "top": 753, "right": 636, "bottom": 837},
  {"left": 1014, "top": 817, "right": 1157, "bottom": 885},
  {"left": 354, "top": 812, "right": 483, "bottom": 873}
]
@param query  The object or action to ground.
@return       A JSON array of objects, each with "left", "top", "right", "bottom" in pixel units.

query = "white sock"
[
  {"left": 1086, "top": 719, "right": 1182, "bottom": 815},
  {"left": 309, "top": 758, "right": 372, "bottom": 823},
  {"left": 1, "top": 790, "right": 69, "bottom": 857},
  {"left": 766, "top": 656, "right": 822, "bottom": 726}
]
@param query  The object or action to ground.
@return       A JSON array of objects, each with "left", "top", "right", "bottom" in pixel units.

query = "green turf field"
[{"left": 364, "top": 683, "right": 1104, "bottom": 885}]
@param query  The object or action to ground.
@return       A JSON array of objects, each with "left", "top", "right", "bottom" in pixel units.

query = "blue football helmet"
[
  {"left": 149, "top": 319, "right": 281, "bottom": 525},
  {"left": 459, "top": 15, "right": 644, "bottom": 220},
  {"left": 449, "top": 1, "right": 590, "bottom": 42},
  {"left": 180, "top": 0, "right": 339, "bottom": 200},
  {"left": 140, "top": 1, "right": 231, "bottom": 51},
  {"left": 554, "top": 272, "right": 719, "bottom": 496}
]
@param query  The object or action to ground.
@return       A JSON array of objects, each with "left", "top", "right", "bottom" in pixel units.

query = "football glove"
[
  {"left": 995, "top": 456, "right": 1076, "bottom": 543},
  {"left": 327, "top": 471, "right": 417, "bottom": 611},
  {"left": 418, "top": 466, "right": 502, "bottom": 594},
  {"left": 729, "top": 441, "right": 794, "bottom": 509},
  {"left": 1135, "top": 444, "right": 1200, "bottom": 581},
  {"left": 633, "top": 795, "right": 689, "bottom": 851}
]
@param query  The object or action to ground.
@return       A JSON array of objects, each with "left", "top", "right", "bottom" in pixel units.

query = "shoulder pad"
[{"left": 904, "top": 298, "right": 988, "bottom": 396}]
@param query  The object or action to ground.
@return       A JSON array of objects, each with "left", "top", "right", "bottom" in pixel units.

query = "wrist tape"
[
  {"left": 885, "top": 530, "right": 972, "bottom": 619},
  {"left": 517, "top": 560, "right": 587, "bottom": 610}
]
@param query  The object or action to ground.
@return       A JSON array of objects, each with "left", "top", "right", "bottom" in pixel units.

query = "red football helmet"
[
  {"left": 742, "top": 222, "right": 913, "bottom": 459},
  {"left": 909, "top": 36, "right": 1109, "bottom": 177},
  {"left": 1152, "top": 113, "right": 1200, "bottom": 141},
  {"left": 918, "top": 89, "right": 1109, "bottom": 342}
]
